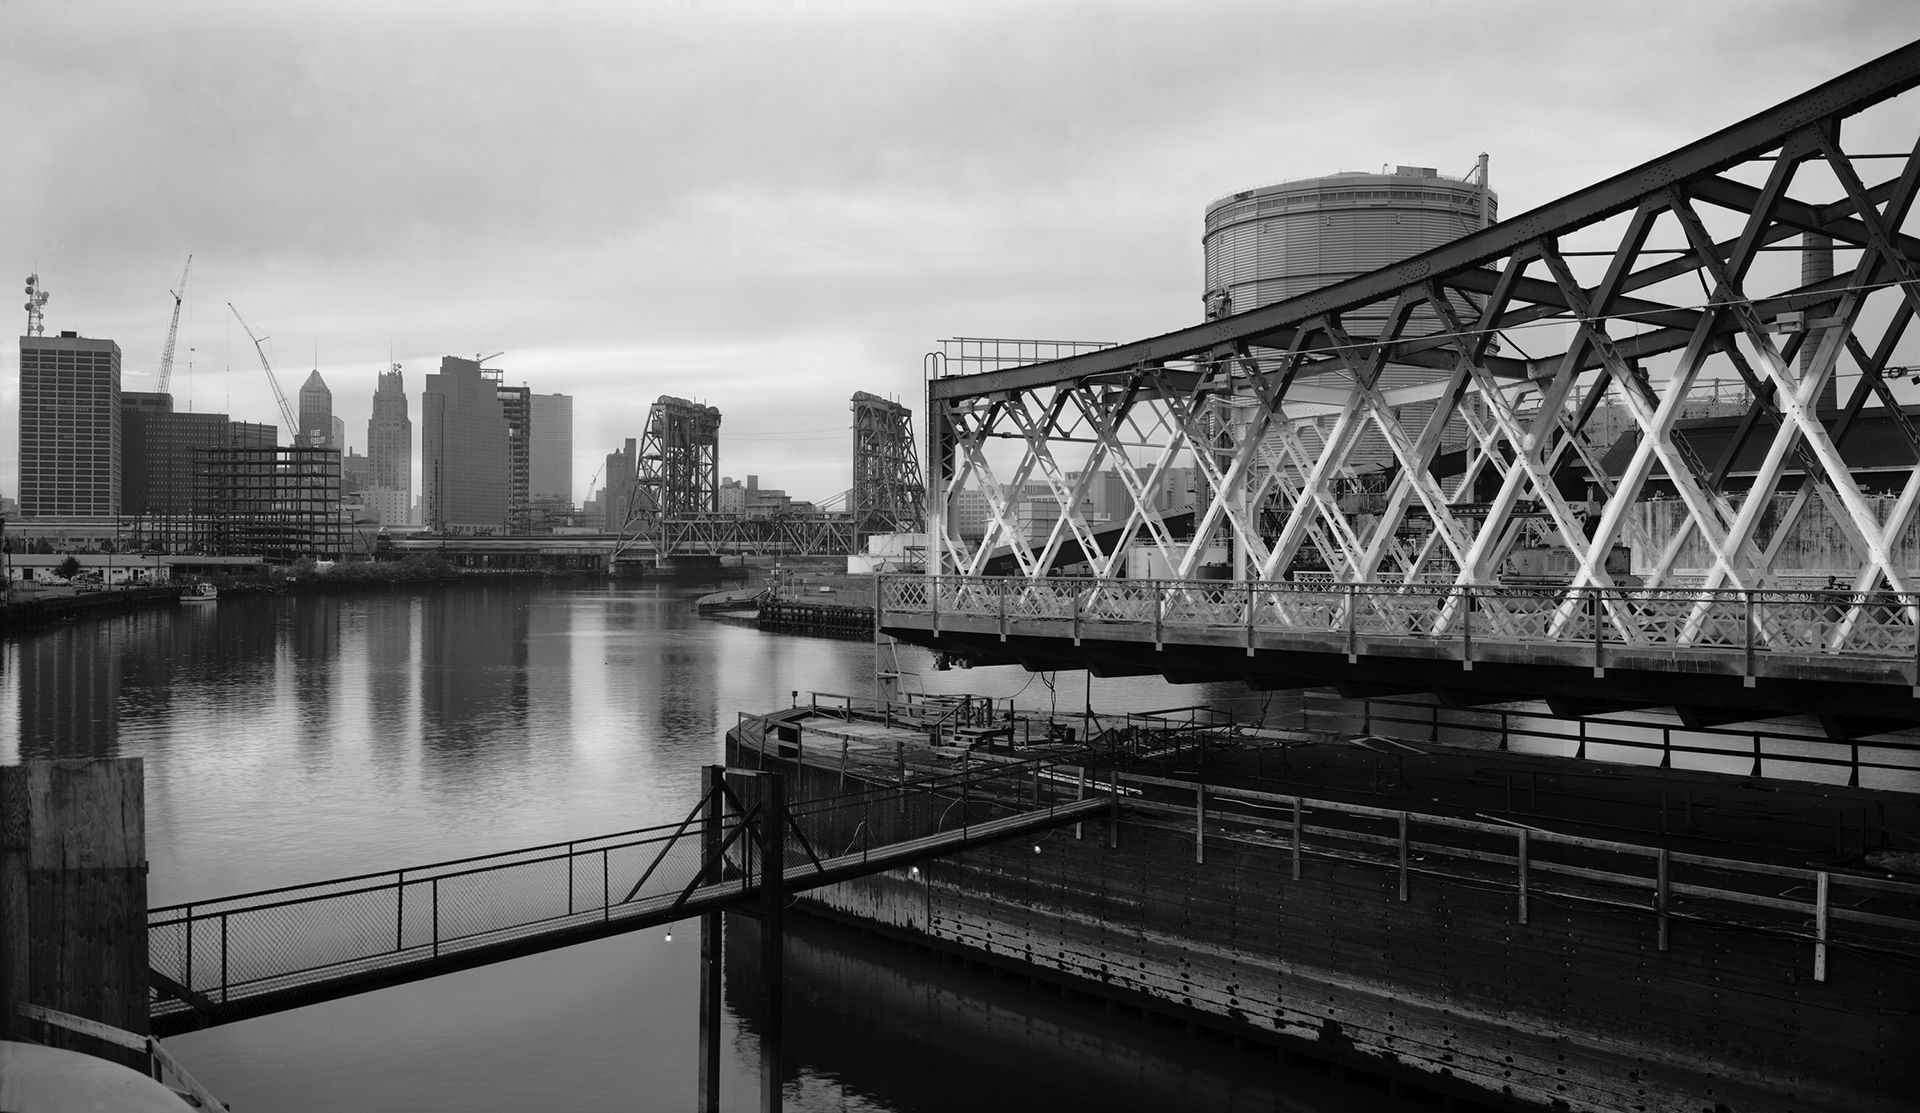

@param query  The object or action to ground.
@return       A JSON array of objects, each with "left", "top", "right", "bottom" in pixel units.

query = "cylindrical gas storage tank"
[
  {"left": 1202, "top": 165, "right": 1494, "bottom": 324},
  {"left": 1201, "top": 165, "right": 1496, "bottom": 483}
]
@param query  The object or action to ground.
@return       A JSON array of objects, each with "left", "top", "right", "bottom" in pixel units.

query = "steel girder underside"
[
  {"left": 916, "top": 41, "right": 1920, "bottom": 725},
  {"left": 882, "top": 620, "right": 1920, "bottom": 735}
]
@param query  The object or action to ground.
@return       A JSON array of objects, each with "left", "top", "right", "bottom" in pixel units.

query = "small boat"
[
  {"left": 180, "top": 583, "right": 218, "bottom": 603},
  {"left": 694, "top": 586, "right": 767, "bottom": 614}
]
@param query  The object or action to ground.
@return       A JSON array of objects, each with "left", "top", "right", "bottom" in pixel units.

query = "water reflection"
[
  {"left": 17, "top": 635, "right": 112, "bottom": 761},
  {"left": 1, "top": 582, "right": 1400, "bottom": 1112}
]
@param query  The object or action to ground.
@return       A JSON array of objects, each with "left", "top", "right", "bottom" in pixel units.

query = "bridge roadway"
[
  {"left": 877, "top": 574, "right": 1920, "bottom": 731},
  {"left": 146, "top": 764, "right": 1105, "bottom": 1036}
]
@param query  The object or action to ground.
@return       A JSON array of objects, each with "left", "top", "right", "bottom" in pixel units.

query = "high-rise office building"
[
  {"left": 298, "top": 370, "right": 333, "bottom": 448},
  {"left": 120, "top": 391, "right": 172, "bottom": 515},
  {"left": 421, "top": 356, "right": 508, "bottom": 532},
  {"left": 598, "top": 438, "right": 639, "bottom": 532},
  {"left": 18, "top": 331, "right": 122, "bottom": 517},
  {"left": 496, "top": 381, "right": 531, "bottom": 534},
  {"left": 120, "top": 392, "right": 239, "bottom": 516},
  {"left": 366, "top": 365, "right": 413, "bottom": 527},
  {"left": 530, "top": 393, "right": 573, "bottom": 505}
]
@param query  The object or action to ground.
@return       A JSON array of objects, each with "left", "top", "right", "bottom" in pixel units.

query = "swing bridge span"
[{"left": 892, "top": 41, "right": 1920, "bottom": 741}]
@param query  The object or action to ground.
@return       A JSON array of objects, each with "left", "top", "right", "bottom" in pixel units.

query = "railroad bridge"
[{"left": 886, "top": 41, "right": 1920, "bottom": 747}]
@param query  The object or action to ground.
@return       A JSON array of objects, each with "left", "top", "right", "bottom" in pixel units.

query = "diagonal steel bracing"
[{"left": 921, "top": 40, "right": 1920, "bottom": 673}]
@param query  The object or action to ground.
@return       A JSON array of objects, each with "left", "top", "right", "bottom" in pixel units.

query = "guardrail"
[
  {"left": 878, "top": 574, "right": 1920, "bottom": 665},
  {"left": 1292, "top": 691, "right": 1920, "bottom": 787},
  {"left": 147, "top": 820, "right": 715, "bottom": 1024},
  {"left": 1119, "top": 771, "right": 1920, "bottom": 983}
]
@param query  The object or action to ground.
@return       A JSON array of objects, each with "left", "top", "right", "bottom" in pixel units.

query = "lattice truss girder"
[
  {"left": 662, "top": 515, "right": 857, "bottom": 556},
  {"left": 926, "top": 43, "right": 1920, "bottom": 628}
]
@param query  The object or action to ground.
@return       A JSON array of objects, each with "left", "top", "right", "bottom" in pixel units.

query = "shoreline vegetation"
[{"left": 2, "top": 555, "right": 561, "bottom": 635}]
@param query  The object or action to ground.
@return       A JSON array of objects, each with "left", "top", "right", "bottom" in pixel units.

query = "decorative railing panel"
[{"left": 878, "top": 575, "right": 1920, "bottom": 663}]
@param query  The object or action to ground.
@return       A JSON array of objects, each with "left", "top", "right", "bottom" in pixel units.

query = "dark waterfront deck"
[{"left": 731, "top": 696, "right": 1920, "bottom": 1113}]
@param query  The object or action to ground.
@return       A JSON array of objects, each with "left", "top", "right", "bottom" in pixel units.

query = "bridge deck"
[{"left": 879, "top": 575, "right": 1920, "bottom": 724}]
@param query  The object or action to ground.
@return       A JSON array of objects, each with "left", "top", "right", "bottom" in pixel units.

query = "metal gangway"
[{"left": 146, "top": 757, "right": 1108, "bottom": 1037}]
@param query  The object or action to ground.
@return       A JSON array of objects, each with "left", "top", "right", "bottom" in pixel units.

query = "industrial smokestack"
[{"left": 1802, "top": 232, "right": 1836, "bottom": 412}]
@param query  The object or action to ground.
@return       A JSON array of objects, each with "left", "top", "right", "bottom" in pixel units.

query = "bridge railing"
[
  {"left": 149, "top": 749, "right": 1105, "bottom": 1022},
  {"left": 147, "top": 819, "right": 719, "bottom": 1018},
  {"left": 780, "top": 754, "right": 1092, "bottom": 874},
  {"left": 879, "top": 575, "right": 1920, "bottom": 661}
]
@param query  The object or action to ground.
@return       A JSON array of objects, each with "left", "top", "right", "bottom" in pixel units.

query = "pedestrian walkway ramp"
[{"left": 146, "top": 760, "right": 1107, "bottom": 1035}]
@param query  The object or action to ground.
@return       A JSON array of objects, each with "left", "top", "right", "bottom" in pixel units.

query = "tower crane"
[
  {"left": 156, "top": 255, "right": 192, "bottom": 393},
  {"left": 228, "top": 303, "right": 300, "bottom": 443}
]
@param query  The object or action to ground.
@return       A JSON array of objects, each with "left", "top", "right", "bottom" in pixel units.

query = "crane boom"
[
  {"left": 156, "top": 255, "right": 192, "bottom": 393},
  {"left": 228, "top": 303, "right": 299, "bottom": 441}
]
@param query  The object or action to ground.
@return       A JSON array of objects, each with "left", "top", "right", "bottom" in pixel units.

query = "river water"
[{"left": 0, "top": 580, "right": 1419, "bottom": 1113}]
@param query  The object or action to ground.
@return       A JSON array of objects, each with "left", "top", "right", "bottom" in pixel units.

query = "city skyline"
[{"left": 2, "top": 2, "right": 1912, "bottom": 507}]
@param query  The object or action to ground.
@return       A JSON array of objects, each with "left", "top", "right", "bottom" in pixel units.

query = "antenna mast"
[{"left": 23, "top": 273, "right": 49, "bottom": 336}]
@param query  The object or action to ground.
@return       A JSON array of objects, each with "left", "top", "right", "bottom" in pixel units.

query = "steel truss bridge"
[
  {"left": 608, "top": 391, "right": 924, "bottom": 561},
  {"left": 896, "top": 41, "right": 1920, "bottom": 734}
]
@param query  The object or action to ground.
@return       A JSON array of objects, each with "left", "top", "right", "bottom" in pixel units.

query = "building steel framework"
[
  {"left": 849, "top": 391, "right": 926, "bottom": 536},
  {"left": 922, "top": 43, "right": 1920, "bottom": 666}
]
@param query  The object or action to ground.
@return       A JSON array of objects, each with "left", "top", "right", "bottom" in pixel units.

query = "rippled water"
[{"left": 1, "top": 580, "right": 1404, "bottom": 1113}]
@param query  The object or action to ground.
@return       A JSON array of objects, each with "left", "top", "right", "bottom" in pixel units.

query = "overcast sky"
[{"left": 2, "top": 0, "right": 1912, "bottom": 506}]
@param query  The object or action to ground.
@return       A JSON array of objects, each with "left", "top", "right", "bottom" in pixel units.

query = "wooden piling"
[{"left": 0, "top": 759, "right": 148, "bottom": 1068}]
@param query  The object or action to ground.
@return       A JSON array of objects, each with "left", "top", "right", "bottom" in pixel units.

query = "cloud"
[{"left": 3, "top": 0, "right": 1915, "bottom": 504}]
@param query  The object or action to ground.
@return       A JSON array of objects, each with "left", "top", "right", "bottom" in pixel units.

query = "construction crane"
[
  {"left": 228, "top": 303, "right": 299, "bottom": 442},
  {"left": 156, "top": 255, "right": 192, "bottom": 393}
]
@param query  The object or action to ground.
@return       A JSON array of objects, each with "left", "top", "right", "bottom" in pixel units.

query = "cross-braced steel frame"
[
  {"left": 928, "top": 43, "right": 1920, "bottom": 635},
  {"left": 640, "top": 396, "right": 722, "bottom": 519},
  {"left": 850, "top": 391, "right": 926, "bottom": 537},
  {"left": 613, "top": 395, "right": 723, "bottom": 560}
]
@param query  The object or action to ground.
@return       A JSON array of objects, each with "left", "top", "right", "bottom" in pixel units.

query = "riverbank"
[{"left": 2, "top": 586, "right": 182, "bottom": 634}]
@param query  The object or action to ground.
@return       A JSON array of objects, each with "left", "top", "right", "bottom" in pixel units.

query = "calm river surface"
[{"left": 0, "top": 580, "right": 1419, "bottom": 1113}]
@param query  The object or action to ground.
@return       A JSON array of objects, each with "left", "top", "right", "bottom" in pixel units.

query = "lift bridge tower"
[
  {"left": 611, "top": 395, "right": 722, "bottom": 562},
  {"left": 850, "top": 391, "right": 924, "bottom": 537},
  {"left": 640, "top": 395, "right": 722, "bottom": 518}
]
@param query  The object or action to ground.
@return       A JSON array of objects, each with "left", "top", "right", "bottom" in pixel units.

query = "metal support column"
[
  {"left": 698, "top": 765, "right": 725, "bottom": 1113},
  {"left": 757, "top": 771, "right": 787, "bottom": 1113}
]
